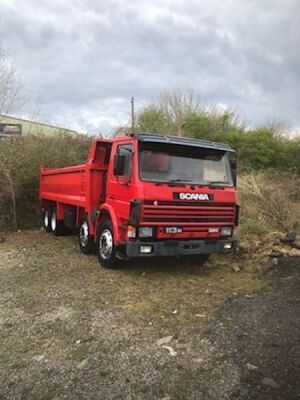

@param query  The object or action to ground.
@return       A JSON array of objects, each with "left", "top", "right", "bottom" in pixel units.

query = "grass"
[
  {"left": 0, "top": 229, "right": 278, "bottom": 399},
  {"left": 238, "top": 172, "right": 300, "bottom": 234},
  {"left": 239, "top": 218, "right": 271, "bottom": 238}
]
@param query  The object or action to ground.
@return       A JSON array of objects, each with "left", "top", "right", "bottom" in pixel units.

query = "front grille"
[{"left": 141, "top": 201, "right": 235, "bottom": 225}]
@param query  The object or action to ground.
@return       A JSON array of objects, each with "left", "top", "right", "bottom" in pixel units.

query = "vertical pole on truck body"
[{"left": 131, "top": 97, "right": 135, "bottom": 135}]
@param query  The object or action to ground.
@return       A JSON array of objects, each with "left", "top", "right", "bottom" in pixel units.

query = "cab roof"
[{"left": 136, "top": 132, "right": 234, "bottom": 152}]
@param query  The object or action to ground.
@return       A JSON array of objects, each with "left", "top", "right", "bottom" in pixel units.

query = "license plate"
[{"left": 164, "top": 227, "right": 183, "bottom": 234}]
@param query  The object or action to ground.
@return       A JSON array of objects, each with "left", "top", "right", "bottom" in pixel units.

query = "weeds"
[
  {"left": 0, "top": 134, "right": 92, "bottom": 229},
  {"left": 238, "top": 172, "right": 300, "bottom": 235}
]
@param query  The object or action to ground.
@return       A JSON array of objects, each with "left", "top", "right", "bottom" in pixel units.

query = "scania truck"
[{"left": 40, "top": 133, "right": 239, "bottom": 268}]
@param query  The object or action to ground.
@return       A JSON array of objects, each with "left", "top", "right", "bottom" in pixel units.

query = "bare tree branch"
[
  {"left": 0, "top": 47, "right": 23, "bottom": 116},
  {"left": 158, "top": 88, "right": 201, "bottom": 136}
]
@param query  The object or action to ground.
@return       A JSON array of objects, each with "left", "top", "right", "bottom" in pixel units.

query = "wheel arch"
[{"left": 95, "top": 204, "right": 120, "bottom": 244}]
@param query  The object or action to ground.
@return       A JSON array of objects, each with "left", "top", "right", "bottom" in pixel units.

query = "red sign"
[{"left": 0, "top": 124, "right": 22, "bottom": 136}]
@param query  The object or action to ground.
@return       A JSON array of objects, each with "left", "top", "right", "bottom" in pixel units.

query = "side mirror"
[
  {"left": 230, "top": 158, "right": 237, "bottom": 186},
  {"left": 114, "top": 153, "right": 126, "bottom": 176}
]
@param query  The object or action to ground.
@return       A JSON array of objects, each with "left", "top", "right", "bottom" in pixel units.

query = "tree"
[
  {"left": 0, "top": 142, "right": 18, "bottom": 227},
  {"left": 0, "top": 47, "right": 22, "bottom": 116},
  {"left": 0, "top": 47, "right": 23, "bottom": 228},
  {"left": 158, "top": 89, "right": 200, "bottom": 136},
  {"left": 137, "top": 105, "right": 167, "bottom": 133},
  {"left": 124, "top": 89, "right": 300, "bottom": 173},
  {"left": 136, "top": 89, "right": 243, "bottom": 141}
]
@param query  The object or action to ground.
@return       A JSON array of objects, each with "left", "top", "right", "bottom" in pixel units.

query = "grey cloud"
[{"left": 0, "top": 0, "right": 299, "bottom": 133}]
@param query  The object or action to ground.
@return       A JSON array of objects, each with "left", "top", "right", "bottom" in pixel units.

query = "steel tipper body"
[{"left": 40, "top": 133, "right": 239, "bottom": 267}]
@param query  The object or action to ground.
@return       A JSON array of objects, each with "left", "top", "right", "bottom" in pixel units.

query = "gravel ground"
[
  {"left": 206, "top": 257, "right": 300, "bottom": 400},
  {"left": 0, "top": 230, "right": 299, "bottom": 400}
]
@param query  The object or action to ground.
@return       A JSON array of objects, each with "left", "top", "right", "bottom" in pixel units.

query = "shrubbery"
[
  {"left": 238, "top": 173, "right": 300, "bottom": 237},
  {"left": 137, "top": 105, "right": 300, "bottom": 173},
  {"left": 0, "top": 134, "right": 92, "bottom": 229}
]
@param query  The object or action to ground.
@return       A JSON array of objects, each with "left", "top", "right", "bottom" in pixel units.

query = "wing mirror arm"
[{"left": 230, "top": 158, "right": 237, "bottom": 186}]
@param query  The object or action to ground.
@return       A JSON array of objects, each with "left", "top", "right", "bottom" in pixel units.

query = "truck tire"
[
  {"left": 78, "top": 217, "right": 94, "bottom": 254},
  {"left": 50, "top": 207, "right": 65, "bottom": 236},
  {"left": 182, "top": 254, "right": 210, "bottom": 266},
  {"left": 97, "top": 219, "right": 118, "bottom": 268},
  {"left": 43, "top": 209, "right": 52, "bottom": 232}
]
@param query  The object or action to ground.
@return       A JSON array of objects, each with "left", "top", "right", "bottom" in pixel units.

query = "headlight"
[
  {"left": 140, "top": 245, "right": 153, "bottom": 254},
  {"left": 220, "top": 227, "right": 233, "bottom": 237},
  {"left": 139, "top": 227, "right": 154, "bottom": 237}
]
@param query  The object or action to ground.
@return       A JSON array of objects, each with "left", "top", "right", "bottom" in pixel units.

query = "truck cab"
[{"left": 97, "top": 133, "right": 238, "bottom": 267}]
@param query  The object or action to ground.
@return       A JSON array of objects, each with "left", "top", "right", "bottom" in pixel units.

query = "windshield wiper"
[
  {"left": 155, "top": 179, "right": 192, "bottom": 187},
  {"left": 167, "top": 179, "right": 193, "bottom": 186},
  {"left": 208, "top": 181, "right": 231, "bottom": 187}
]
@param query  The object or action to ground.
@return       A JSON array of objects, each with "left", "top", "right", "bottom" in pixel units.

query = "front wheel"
[{"left": 96, "top": 220, "right": 118, "bottom": 268}]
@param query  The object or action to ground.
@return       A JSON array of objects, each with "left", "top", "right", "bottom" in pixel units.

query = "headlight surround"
[
  {"left": 220, "top": 226, "right": 233, "bottom": 237},
  {"left": 139, "top": 226, "right": 154, "bottom": 238}
]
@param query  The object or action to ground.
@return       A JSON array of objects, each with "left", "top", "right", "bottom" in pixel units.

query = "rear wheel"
[
  {"left": 50, "top": 207, "right": 65, "bottom": 236},
  {"left": 43, "top": 209, "right": 52, "bottom": 232},
  {"left": 97, "top": 219, "right": 118, "bottom": 268},
  {"left": 78, "top": 218, "right": 94, "bottom": 254}
]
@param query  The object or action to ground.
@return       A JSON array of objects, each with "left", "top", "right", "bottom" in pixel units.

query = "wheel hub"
[
  {"left": 79, "top": 222, "right": 89, "bottom": 247},
  {"left": 44, "top": 211, "right": 49, "bottom": 227},
  {"left": 51, "top": 212, "right": 56, "bottom": 231},
  {"left": 99, "top": 229, "right": 113, "bottom": 259}
]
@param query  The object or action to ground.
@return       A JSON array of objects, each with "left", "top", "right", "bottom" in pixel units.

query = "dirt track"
[{"left": 0, "top": 230, "right": 299, "bottom": 399}]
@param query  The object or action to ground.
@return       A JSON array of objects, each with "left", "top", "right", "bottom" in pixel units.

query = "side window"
[{"left": 115, "top": 144, "right": 133, "bottom": 178}]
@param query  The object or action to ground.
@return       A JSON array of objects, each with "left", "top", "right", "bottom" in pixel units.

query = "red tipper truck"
[{"left": 40, "top": 133, "right": 239, "bottom": 268}]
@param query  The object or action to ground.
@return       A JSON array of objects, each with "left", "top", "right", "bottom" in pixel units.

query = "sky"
[{"left": 0, "top": 0, "right": 299, "bottom": 135}]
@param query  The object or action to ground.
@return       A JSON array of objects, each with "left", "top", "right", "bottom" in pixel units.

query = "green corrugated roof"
[{"left": 0, "top": 114, "right": 79, "bottom": 135}]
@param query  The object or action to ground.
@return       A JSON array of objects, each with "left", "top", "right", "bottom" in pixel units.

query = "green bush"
[
  {"left": 135, "top": 97, "right": 300, "bottom": 173},
  {"left": 0, "top": 134, "right": 92, "bottom": 229}
]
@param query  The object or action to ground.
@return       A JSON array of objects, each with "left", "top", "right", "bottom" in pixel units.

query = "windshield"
[{"left": 139, "top": 143, "right": 233, "bottom": 186}]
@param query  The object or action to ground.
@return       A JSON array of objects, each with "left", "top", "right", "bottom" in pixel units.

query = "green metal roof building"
[{"left": 0, "top": 114, "right": 79, "bottom": 138}]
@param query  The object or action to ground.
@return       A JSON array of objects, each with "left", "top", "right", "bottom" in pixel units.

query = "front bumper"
[{"left": 126, "top": 239, "right": 237, "bottom": 258}]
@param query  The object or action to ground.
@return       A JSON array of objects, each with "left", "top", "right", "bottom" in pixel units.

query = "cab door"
[{"left": 106, "top": 142, "right": 134, "bottom": 222}]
